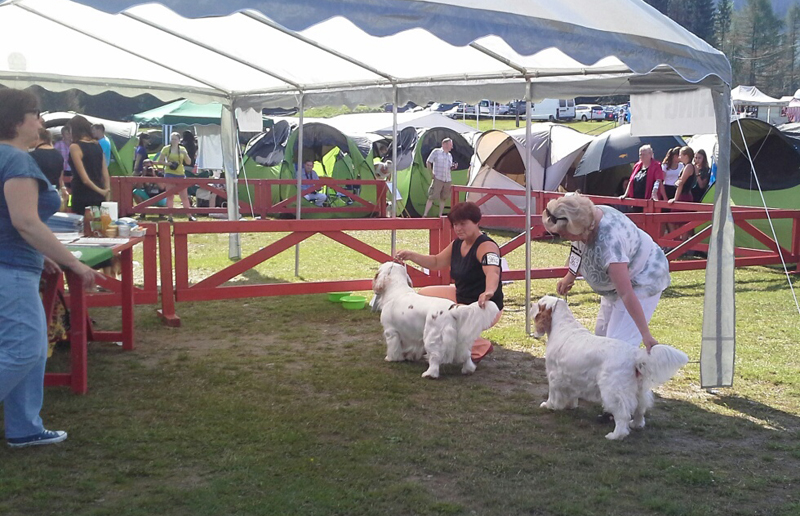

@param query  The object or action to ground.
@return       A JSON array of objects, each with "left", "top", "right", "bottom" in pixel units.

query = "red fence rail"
[{"left": 111, "top": 177, "right": 388, "bottom": 220}]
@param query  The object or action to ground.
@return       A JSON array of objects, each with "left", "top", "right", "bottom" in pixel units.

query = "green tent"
[
  {"left": 392, "top": 127, "right": 473, "bottom": 217},
  {"left": 241, "top": 122, "right": 380, "bottom": 219},
  {"left": 701, "top": 118, "right": 800, "bottom": 251},
  {"left": 131, "top": 99, "right": 223, "bottom": 126}
]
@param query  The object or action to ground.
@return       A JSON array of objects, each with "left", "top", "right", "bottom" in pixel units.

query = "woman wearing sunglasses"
[{"left": 542, "top": 194, "right": 670, "bottom": 352}]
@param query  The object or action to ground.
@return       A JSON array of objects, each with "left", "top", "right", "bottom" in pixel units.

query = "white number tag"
[{"left": 568, "top": 244, "right": 582, "bottom": 276}]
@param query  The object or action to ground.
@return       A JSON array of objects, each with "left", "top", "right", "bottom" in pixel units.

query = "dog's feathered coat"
[
  {"left": 373, "top": 262, "right": 499, "bottom": 378},
  {"left": 531, "top": 295, "right": 688, "bottom": 440}
]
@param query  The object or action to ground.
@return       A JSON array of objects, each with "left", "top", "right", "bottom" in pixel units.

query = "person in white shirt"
[{"left": 423, "top": 138, "right": 457, "bottom": 218}]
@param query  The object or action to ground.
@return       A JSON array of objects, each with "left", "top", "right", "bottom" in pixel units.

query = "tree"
[
  {"left": 732, "top": 0, "right": 784, "bottom": 92},
  {"left": 714, "top": 0, "right": 734, "bottom": 52},
  {"left": 643, "top": 0, "right": 669, "bottom": 14},
  {"left": 785, "top": 2, "right": 800, "bottom": 91}
]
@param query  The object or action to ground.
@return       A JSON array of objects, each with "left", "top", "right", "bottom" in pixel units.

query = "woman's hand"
[
  {"left": 667, "top": 198, "right": 676, "bottom": 204},
  {"left": 556, "top": 274, "right": 575, "bottom": 295},
  {"left": 43, "top": 256, "right": 61, "bottom": 275},
  {"left": 642, "top": 333, "right": 658, "bottom": 353},
  {"left": 67, "top": 262, "right": 103, "bottom": 290},
  {"left": 395, "top": 249, "right": 414, "bottom": 262},
  {"left": 478, "top": 290, "right": 494, "bottom": 309}
]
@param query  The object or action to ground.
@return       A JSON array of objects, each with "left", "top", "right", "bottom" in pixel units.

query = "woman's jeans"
[{"left": 0, "top": 266, "right": 48, "bottom": 439}]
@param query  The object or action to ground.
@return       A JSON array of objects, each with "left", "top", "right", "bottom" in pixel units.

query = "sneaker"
[
  {"left": 137, "top": 214, "right": 148, "bottom": 222},
  {"left": 188, "top": 215, "right": 197, "bottom": 222},
  {"left": 8, "top": 429, "right": 67, "bottom": 448},
  {"left": 167, "top": 216, "right": 174, "bottom": 223}
]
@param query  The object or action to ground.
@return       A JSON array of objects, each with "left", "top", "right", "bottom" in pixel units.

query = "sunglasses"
[{"left": 545, "top": 208, "right": 568, "bottom": 226}]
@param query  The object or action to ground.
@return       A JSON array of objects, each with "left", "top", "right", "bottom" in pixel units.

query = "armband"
[{"left": 481, "top": 252, "right": 501, "bottom": 267}]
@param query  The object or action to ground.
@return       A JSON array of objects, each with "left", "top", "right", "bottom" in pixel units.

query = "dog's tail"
[{"left": 636, "top": 344, "right": 689, "bottom": 390}]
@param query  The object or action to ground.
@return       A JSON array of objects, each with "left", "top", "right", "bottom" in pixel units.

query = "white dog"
[
  {"left": 372, "top": 262, "right": 499, "bottom": 379},
  {"left": 531, "top": 295, "right": 688, "bottom": 440}
]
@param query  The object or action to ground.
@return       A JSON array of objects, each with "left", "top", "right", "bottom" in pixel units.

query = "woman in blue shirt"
[{"left": 0, "top": 89, "right": 100, "bottom": 448}]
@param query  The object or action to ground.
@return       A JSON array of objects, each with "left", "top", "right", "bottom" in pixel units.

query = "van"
[{"left": 508, "top": 98, "right": 576, "bottom": 121}]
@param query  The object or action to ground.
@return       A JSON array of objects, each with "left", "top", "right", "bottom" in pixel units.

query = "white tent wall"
[{"left": 4, "top": 0, "right": 735, "bottom": 387}]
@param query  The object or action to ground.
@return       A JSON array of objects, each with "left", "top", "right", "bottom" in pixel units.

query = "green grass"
[
  {"left": 460, "top": 118, "right": 619, "bottom": 135},
  {"left": 2, "top": 230, "right": 799, "bottom": 516}
]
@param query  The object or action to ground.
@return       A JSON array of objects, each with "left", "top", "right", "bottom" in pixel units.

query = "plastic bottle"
[
  {"left": 83, "top": 207, "right": 93, "bottom": 237},
  {"left": 100, "top": 206, "right": 112, "bottom": 232}
]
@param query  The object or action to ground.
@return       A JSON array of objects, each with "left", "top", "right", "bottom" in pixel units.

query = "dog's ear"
[
  {"left": 372, "top": 270, "right": 386, "bottom": 294},
  {"left": 532, "top": 302, "right": 552, "bottom": 338}
]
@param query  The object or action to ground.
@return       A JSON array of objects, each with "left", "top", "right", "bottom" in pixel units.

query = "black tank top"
[
  {"left": 450, "top": 233, "right": 504, "bottom": 310},
  {"left": 68, "top": 141, "right": 105, "bottom": 198}
]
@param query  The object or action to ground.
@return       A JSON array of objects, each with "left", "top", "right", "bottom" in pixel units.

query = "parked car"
[
  {"left": 575, "top": 104, "right": 604, "bottom": 122},
  {"left": 602, "top": 107, "right": 617, "bottom": 121}
]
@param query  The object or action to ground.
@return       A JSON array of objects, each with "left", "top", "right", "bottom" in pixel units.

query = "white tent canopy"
[
  {"left": 2, "top": 0, "right": 735, "bottom": 388},
  {"left": 731, "top": 85, "right": 788, "bottom": 107}
]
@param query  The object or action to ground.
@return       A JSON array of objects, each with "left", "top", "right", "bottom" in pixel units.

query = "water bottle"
[{"left": 651, "top": 179, "right": 661, "bottom": 200}]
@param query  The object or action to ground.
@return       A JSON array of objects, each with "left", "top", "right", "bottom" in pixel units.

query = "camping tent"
[
  {"left": 392, "top": 127, "right": 474, "bottom": 217},
  {"left": 4, "top": 0, "right": 735, "bottom": 387},
  {"left": 468, "top": 124, "right": 594, "bottom": 216},
  {"left": 241, "top": 121, "right": 380, "bottom": 218},
  {"left": 692, "top": 118, "right": 800, "bottom": 250},
  {"left": 42, "top": 111, "right": 138, "bottom": 176}
]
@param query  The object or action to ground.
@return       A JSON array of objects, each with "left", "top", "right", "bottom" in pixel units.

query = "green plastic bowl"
[
  {"left": 328, "top": 291, "right": 352, "bottom": 302},
  {"left": 340, "top": 295, "right": 366, "bottom": 310}
]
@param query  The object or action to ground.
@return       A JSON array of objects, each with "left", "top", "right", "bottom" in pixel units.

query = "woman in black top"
[
  {"left": 30, "top": 128, "right": 64, "bottom": 188},
  {"left": 395, "top": 202, "right": 503, "bottom": 361},
  {"left": 67, "top": 116, "right": 109, "bottom": 214}
]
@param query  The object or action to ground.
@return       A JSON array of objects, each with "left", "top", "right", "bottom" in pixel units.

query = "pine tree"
[
  {"left": 714, "top": 0, "right": 734, "bottom": 51},
  {"left": 643, "top": 0, "right": 669, "bottom": 14},
  {"left": 732, "top": 0, "right": 784, "bottom": 92},
  {"left": 785, "top": 3, "right": 800, "bottom": 92}
]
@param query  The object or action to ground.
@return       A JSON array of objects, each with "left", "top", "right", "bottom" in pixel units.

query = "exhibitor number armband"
[{"left": 481, "top": 252, "right": 501, "bottom": 267}]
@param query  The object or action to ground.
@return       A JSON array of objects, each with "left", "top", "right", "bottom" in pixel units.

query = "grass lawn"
[
  {"left": 460, "top": 118, "right": 619, "bottom": 135},
  {"left": 2, "top": 230, "right": 799, "bottom": 516}
]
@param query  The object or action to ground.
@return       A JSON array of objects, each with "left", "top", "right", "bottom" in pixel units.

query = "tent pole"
[
  {"left": 525, "top": 79, "right": 533, "bottom": 336},
  {"left": 391, "top": 85, "right": 398, "bottom": 257},
  {"left": 295, "top": 93, "right": 305, "bottom": 277},
  {"left": 221, "top": 104, "right": 241, "bottom": 259}
]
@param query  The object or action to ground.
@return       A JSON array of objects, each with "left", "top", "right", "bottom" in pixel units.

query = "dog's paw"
[
  {"left": 605, "top": 428, "right": 630, "bottom": 440},
  {"left": 539, "top": 401, "right": 552, "bottom": 410},
  {"left": 421, "top": 368, "right": 439, "bottom": 379},
  {"left": 631, "top": 416, "right": 646, "bottom": 429},
  {"left": 461, "top": 360, "right": 477, "bottom": 375}
]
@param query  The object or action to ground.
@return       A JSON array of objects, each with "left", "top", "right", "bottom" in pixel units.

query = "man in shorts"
[{"left": 423, "top": 138, "right": 457, "bottom": 218}]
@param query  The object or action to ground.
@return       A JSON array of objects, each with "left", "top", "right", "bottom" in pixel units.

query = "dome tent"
[
  {"left": 467, "top": 124, "right": 593, "bottom": 217},
  {"left": 239, "top": 119, "right": 293, "bottom": 208},
  {"left": 242, "top": 121, "right": 379, "bottom": 219},
  {"left": 696, "top": 118, "right": 800, "bottom": 250},
  {"left": 392, "top": 127, "right": 474, "bottom": 217}
]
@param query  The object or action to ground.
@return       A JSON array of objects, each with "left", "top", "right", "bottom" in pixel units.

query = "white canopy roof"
[
  {"left": 731, "top": 85, "right": 788, "bottom": 107},
  {"left": 2, "top": 0, "right": 731, "bottom": 108}
]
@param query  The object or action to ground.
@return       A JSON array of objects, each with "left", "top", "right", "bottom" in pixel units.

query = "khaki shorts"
[{"left": 427, "top": 178, "right": 452, "bottom": 201}]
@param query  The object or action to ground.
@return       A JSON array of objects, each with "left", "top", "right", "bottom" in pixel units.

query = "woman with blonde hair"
[
  {"left": 543, "top": 194, "right": 670, "bottom": 351},
  {"left": 157, "top": 132, "right": 195, "bottom": 222}
]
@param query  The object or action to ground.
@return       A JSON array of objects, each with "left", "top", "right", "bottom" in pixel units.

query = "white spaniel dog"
[
  {"left": 531, "top": 295, "right": 688, "bottom": 440},
  {"left": 373, "top": 261, "right": 499, "bottom": 379}
]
